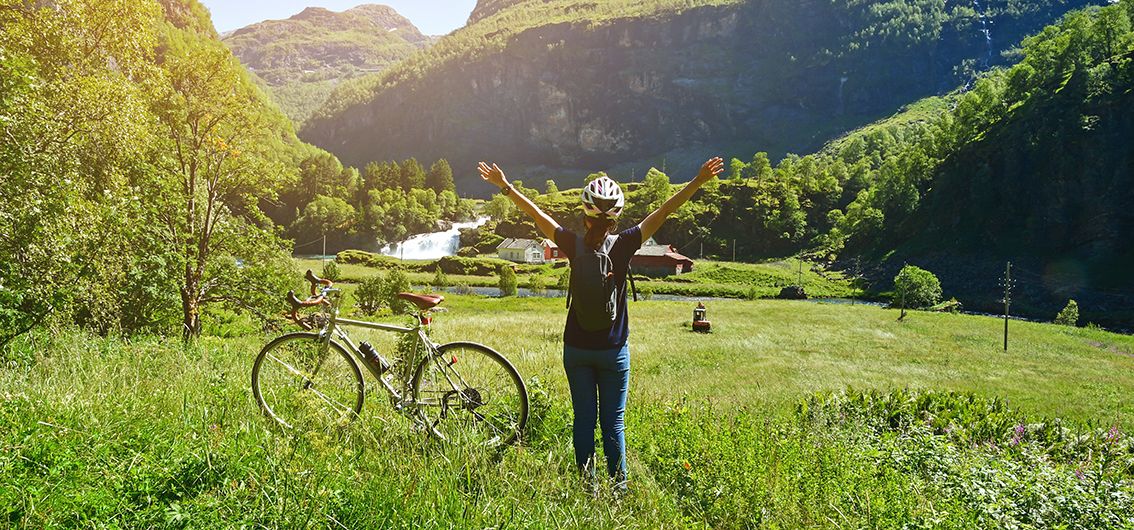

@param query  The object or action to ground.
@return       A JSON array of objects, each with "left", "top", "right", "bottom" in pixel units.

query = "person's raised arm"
[
  {"left": 638, "top": 157, "right": 724, "bottom": 241},
  {"left": 478, "top": 162, "right": 561, "bottom": 240}
]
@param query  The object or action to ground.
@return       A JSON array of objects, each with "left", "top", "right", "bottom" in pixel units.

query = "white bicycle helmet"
[{"left": 581, "top": 176, "right": 625, "bottom": 219}]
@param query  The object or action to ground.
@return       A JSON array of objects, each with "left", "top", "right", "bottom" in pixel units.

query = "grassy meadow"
[
  {"left": 299, "top": 255, "right": 858, "bottom": 300},
  {"left": 3, "top": 294, "right": 1134, "bottom": 527}
]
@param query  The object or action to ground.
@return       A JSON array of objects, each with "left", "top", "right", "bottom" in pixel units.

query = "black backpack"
[{"left": 566, "top": 234, "right": 638, "bottom": 331}]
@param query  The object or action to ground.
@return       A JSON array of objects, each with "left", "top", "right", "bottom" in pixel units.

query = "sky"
[{"left": 200, "top": 1, "right": 478, "bottom": 35}]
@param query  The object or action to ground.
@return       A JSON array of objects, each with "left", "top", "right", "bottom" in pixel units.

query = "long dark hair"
[{"left": 583, "top": 216, "right": 614, "bottom": 250}]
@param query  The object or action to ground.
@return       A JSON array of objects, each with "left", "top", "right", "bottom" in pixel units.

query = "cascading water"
[
  {"left": 380, "top": 217, "right": 490, "bottom": 260},
  {"left": 973, "top": 0, "right": 993, "bottom": 67}
]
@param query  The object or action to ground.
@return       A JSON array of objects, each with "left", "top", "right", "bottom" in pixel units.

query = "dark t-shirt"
[{"left": 556, "top": 225, "right": 643, "bottom": 350}]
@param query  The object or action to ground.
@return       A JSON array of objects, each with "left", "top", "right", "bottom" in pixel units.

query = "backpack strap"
[
  {"left": 565, "top": 233, "right": 586, "bottom": 310},
  {"left": 628, "top": 265, "right": 638, "bottom": 303}
]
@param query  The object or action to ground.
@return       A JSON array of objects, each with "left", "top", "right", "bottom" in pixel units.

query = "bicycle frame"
[{"left": 306, "top": 289, "right": 456, "bottom": 410}]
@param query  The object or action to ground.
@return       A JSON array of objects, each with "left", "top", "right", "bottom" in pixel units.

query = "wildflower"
[
  {"left": 1014, "top": 424, "right": 1026, "bottom": 436},
  {"left": 1106, "top": 425, "right": 1122, "bottom": 444},
  {"left": 1074, "top": 468, "right": 1086, "bottom": 481},
  {"left": 683, "top": 461, "right": 691, "bottom": 471}
]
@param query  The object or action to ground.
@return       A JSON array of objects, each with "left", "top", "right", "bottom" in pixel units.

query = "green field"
[
  {"left": 301, "top": 255, "right": 858, "bottom": 300},
  {"left": 3, "top": 295, "right": 1134, "bottom": 527}
]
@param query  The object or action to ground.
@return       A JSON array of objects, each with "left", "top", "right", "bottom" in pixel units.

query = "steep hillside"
[
  {"left": 301, "top": 0, "right": 1101, "bottom": 193},
  {"left": 691, "top": 0, "right": 1134, "bottom": 325},
  {"left": 223, "top": 4, "right": 431, "bottom": 124}
]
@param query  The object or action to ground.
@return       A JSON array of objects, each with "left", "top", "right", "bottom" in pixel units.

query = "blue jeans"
[{"left": 563, "top": 343, "right": 630, "bottom": 479}]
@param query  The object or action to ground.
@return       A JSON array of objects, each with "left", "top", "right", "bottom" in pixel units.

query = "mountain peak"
[{"left": 291, "top": 6, "right": 334, "bottom": 20}]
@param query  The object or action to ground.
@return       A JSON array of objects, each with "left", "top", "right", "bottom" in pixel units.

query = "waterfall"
[
  {"left": 973, "top": 0, "right": 993, "bottom": 67},
  {"left": 380, "top": 217, "right": 490, "bottom": 260}
]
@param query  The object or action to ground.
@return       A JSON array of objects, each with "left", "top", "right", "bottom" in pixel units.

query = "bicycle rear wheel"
[
  {"left": 412, "top": 342, "right": 528, "bottom": 447},
  {"left": 252, "top": 332, "right": 364, "bottom": 431}
]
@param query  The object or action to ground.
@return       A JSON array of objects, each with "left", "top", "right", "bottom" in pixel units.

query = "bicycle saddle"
[{"left": 397, "top": 292, "right": 444, "bottom": 310}]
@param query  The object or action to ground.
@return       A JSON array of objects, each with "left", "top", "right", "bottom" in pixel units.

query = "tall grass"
[{"left": 3, "top": 297, "right": 1134, "bottom": 527}]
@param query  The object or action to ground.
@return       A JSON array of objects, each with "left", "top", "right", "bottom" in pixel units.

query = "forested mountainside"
[
  {"left": 301, "top": 0, "right": 1102, "bottom": 194},
  {"left": 223, "top": 4, "right": 432, "bottom": 124}
]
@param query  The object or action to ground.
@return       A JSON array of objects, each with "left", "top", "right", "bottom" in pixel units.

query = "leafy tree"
[
  {"left": 728, "top": 158, "right": 745, "bottom": 180},
  {"left": 400, "top": 158, "right": 426, "bottom": 191},
  {"left": 293, "top": 195, "right": 356, "bottom": 241},
  {"left": 498, "top": 264, "right": 518, "bottom": 297},
  {"left": 426, "top": 159, "right": 455, "bottom": 193},
  {"left": 1055, "top": 300, "right": 1080, "bottom": 326},
  {"left": 893, "top": 265, "right": 942, "bottom": 309},
  {"left": 432, "top": 267, "right": 449, "bottom": 289},
  {"left": 148, "top": 31, "right": 296, "bottom": 340}
]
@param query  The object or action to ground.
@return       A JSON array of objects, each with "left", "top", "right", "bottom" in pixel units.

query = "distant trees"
[{"left": 426, "top": 159, "right": 456, "bottom": 194}]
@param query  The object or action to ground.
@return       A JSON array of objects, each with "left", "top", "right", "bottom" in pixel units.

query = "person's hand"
[
  {"left": 478, "top": 162, "right": 508, "bottom": 189},
  {"left": 693, "top": 157, "right": 725, "bottom": 186}
]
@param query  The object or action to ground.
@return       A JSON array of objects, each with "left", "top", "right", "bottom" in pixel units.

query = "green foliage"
[
  {"left": 498, "top": 264, "right": 518, "bottom": 297},
  {"left": 321, "top": 260, "right": 340, "bottom": 282},
  {"left": 893, "top": 265, "right": 943, "bottom": 309},
  {"left": 426, "top": 159, "right": 456, "bottom": 194},
  {"left": 432, "top": 268, "right": 449, "bottom": 289},
  {"left": 0, "top": 0, "right": 305, "bottom": 341},
  {"left": 354, "top": 274, "right": 386, "bottom": 315},
  {"left": 527, "top": 274, "right": 548, "bottom": 294},
  {"left": 1056, "top": 299, "right": 1080, "bottom": 326},
  {"left": 383, "top": 270, "right": 413, "bottom": 314}
]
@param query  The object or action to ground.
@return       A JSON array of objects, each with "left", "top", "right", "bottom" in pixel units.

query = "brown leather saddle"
[{"left": 397, "top": 292, "right": 444, "bottom": 311}]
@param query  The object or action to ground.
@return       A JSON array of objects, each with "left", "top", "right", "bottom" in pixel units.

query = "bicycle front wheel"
[
  {"left": 252, "top": 332, "right": 364, "bottom": 432},
  {"left": 412, "top": 342, "right": 528, "bottom": 447}
]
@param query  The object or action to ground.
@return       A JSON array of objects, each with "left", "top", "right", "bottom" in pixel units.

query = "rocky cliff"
[
  {"left": 301, "top": 0, "right": 1101, "bottom": 194},
  {"left": 223, "top": 4, "right": 431, "bottom": 124}
]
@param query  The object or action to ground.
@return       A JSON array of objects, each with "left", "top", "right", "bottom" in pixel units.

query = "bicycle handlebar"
[{"left": 305, "top": 269, "right": 333, "bottom": 296}]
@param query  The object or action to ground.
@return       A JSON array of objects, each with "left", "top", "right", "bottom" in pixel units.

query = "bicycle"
[{"left": 251, "top": 270, "right": 529, "bottom": 447}]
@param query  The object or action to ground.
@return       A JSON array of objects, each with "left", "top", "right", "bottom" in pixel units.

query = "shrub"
[
  {"left": 556, "top": 269, "right": 570, "bottom": 291},
  {"left": 498, "top": 265, "right": 518, "bottom": 297},
  {"left": 452, "top": 283, "right": 474, "bottom": 295},
  {"left": 892, "top": 265, "right": 942, "bottom": 309},
  {"left": 355, "top": 275, "right": 385, "bottom": 316},
  {"left": 436, "top": 255, "right": 513, "bottom": 276},
  {"left": 321, "top": 260, "right": 340, "bottom": 281},
  {"left": 383, "top": 270, "right": 412, "bottom": 314},
  {"left": 336, "top": 250, "right": 408, "bottom": 270},
  {"left": 432, "top": 268, "right": 448, "bottom": 289},
  {"left": 1055, "top": 300, "right": 1079, "bottom": 326},
  {"left": 527, "top": 274, "right": 547, "bottom": 294}
]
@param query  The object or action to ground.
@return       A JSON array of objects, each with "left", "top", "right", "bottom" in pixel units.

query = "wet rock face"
[{"left": 300, "top": 1, "right": 1098, "bottom": 192}]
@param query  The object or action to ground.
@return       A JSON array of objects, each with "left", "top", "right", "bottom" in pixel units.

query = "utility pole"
[
  {"left": 851, "top": 257, "right": 862, "bottom": 306},
  {"left": 322, "top": 233, "right": 327, "bottom": 269},
  {"left": 797, "top": 258, "right": 803, "bottom": 286},
  {"left": 1001, "top": 261, "right": 1014, "bottom": 351},
  {"left": 732, "top": 239, "right": 736, "bottom": 262},
  {"left": 700, "top": 241, "right": 703, "bottom": 260}
]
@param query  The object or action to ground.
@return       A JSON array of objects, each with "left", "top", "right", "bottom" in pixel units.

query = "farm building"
[
  {"left": 632, "top": 243, "right": 694, "bottom": 277},
  {"left": 497, "top": 238, "right": 563, "bottom": 263}
]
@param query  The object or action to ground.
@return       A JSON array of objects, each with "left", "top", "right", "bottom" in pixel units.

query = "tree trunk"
[{"left": 181, "top": 272, "right": 201, "bottom": 341}]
